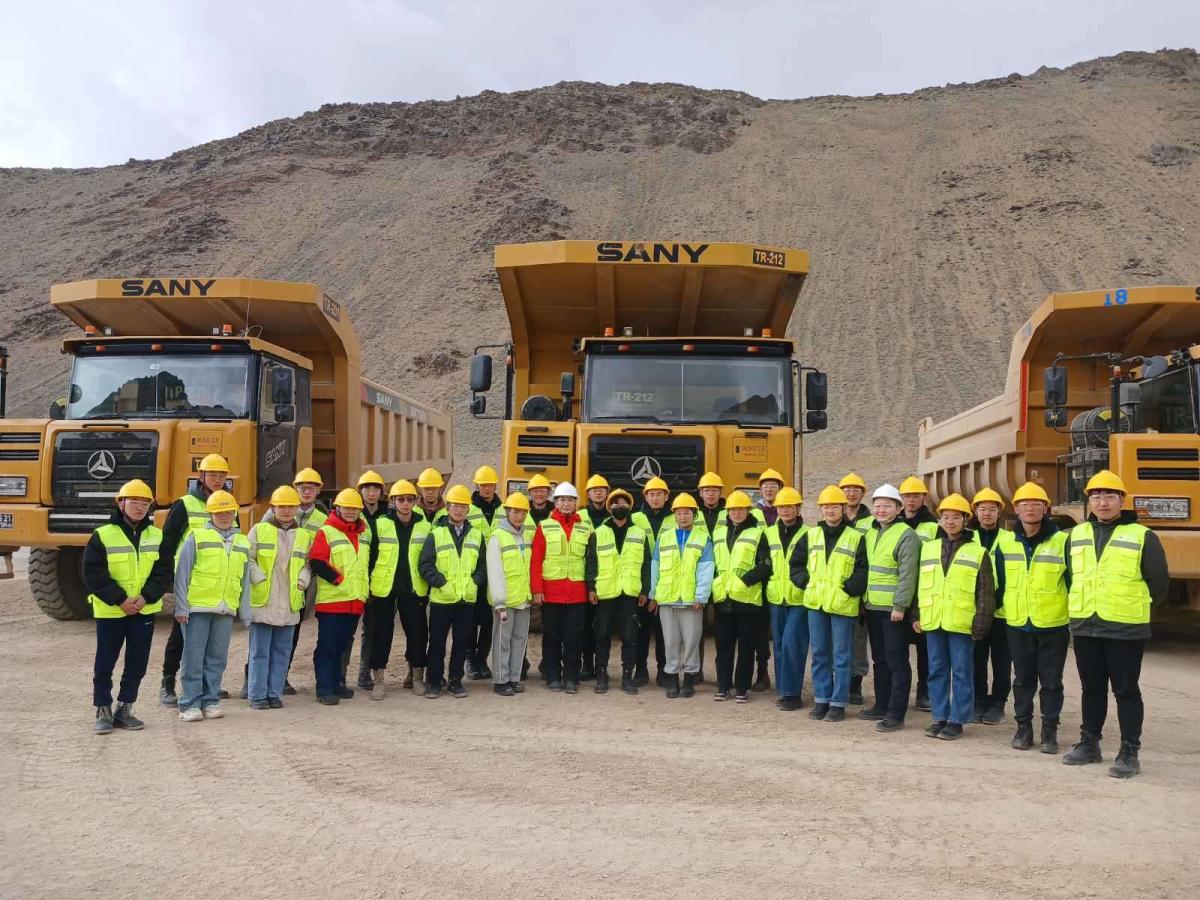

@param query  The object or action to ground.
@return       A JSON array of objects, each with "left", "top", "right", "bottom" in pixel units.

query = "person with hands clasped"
[
  {"left": 487, "top": 492, "right": 534, "bottom": 696},
  {"left": 711, "top": 491, "right": 770, "bottom": 703}
]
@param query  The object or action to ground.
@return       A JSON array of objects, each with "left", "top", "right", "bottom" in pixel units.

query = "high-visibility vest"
[
  {"left": 849, "top": 512, "right": 876, "bottom": 535},
  {"left": 490, "top": 528, "right": 532, "bottom": 608},
  {"left": 88, "top": 523, "right": 163, "bottom": 618},
  {"left": 314, "top": 524, "right": 369, "bottom": 606},
  {"left": 539, "top": 517, "right": 592, "bottom": 582},
  {"left": 188, "top": 526, "right": 252, "bottom": 611},
  {"left": 865, "top": 522, "right": 909, "bottom": 610},
  {"left": 368, "top": 515, "right": 400, "bottom": 597},
  {"left": 429, "top": 525, "right": 482, "bottom": 604},
  {"left": 969, "top": 528, "right": 1004, "bottom": 615},
  {"left": 765, "top": 522, "right": 806, "bottom": 606},
  {"left": 1067, "top": 522, "right": 1152, "bottom": 625},
  {"left": 593, "top": 523, "right": 647, "bottom": 600},
  {"left": 181, "top": 493, "right": 209, "bottom": 537},
  {"left": 995, "top": 529, "right": 1069, "bottom": 629},
  {"left": 653, "top": 529, "right": 708, "bottom": 606},
  {"left": 249, "top": 522, "right": 311, "bottom": 613},
  {"left": 298, "top": 505, "right": 328, "bottom": 535},
  {"left": 712, "top": 524, "right": 763, "bottom": 605},
  {"left": 805, "top": 526, "right": 863, "bottom": 617},
  {"left": 694, "top": 507, "right": 764, "bottom": 542},
  {"left": 917, "top": 538, "right": 985, "bottom": 634},
  {"left": 631, "top": 510, "right": 670, "bottom": 543},
  {"left": 401, "top": 515, "right": 431, "bottom": 598},
  {"left": 468, "top": 502, "right": 500, "bottom": 540},
  {"left": 911, "top": 520, "right": 939, "bottom": 542}
]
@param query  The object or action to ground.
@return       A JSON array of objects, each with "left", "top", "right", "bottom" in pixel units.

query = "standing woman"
[
  {"left": 649, "top": 494, "right": 714, "bottom": 698},
  {"left": 487, "top": 492, "right": 534, "bottom": 696},
  {"left": 764, "top": 487, "right": 808, "bottom": 710},
  {"left": 711, "top": 491, "right": 770, "bottom": 702}
]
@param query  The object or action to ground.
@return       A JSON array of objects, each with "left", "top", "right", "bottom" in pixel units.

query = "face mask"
[{"left": 609, "top": 506, "right": 630, "bottom": 519}]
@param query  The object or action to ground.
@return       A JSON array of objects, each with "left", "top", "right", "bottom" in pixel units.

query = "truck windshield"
[
  {"left": 584, "top": 356, "right": 790, "bottom": 426},
  {"left": 1138, "top": 365, "right": 1199, "bottom": 434},
  {"left": 66, "top": 354, "right": 255, "bottom": 420}
]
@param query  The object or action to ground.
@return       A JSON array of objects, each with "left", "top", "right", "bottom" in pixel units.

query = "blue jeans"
[
  {"left": 314, "top": 611, "right": 360, "bottom": 698},
  {"left": 926, "top": 628, "right": 975, "bottom": 725},
  {"left": 769, "top": 604, "right": 808, "bottom": 699},
  {"left": 248, "top": 622, "right": 295, "bottom": 701},
  {"left": 808, "top": 610, "right": 856, "bottom": 707},
  {"left": 179, "top": 612, "right": 235, "bottom": 711}
]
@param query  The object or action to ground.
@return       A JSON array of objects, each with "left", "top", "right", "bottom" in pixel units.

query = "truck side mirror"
[
  {"left": 560, "top": 371, "right": 576, "bottom": 397},
  {"left": 1044, "top": 365, "right": 1067, "bottom": 408},
  {"left": 270, "top": 366, "right": 294, "bottom": 405},
  {"left": 68, "top": 384, "right": 83, "bottom": 403},
  {"left": 805, "top": 371, "right": 828, "bottom": 411},
  {"left": 471, "top": 395, "right": 487, "bottom": 416},
  {"left": 806, "top": 410, "right": 828, "bottom": 431},
  {"left": 470, "top": 355, "right": 492, "bottom": 393}
]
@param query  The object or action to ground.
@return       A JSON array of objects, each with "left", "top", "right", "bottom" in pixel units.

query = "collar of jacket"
[
  {"left": 728, "top": 516, "right": 759, "bottom": 536},
  {"left": 1013, "top": 518, "right": 1060, "bottom": 546},
  {"left": 775, "top": 518, "right": 804, "bottom": 539},
  {"left": 819, "top": 519, "right": 850, "bottom": 541},
  {"left": 550, "top": 509, "right": 580, "bottom": 527},
  {"left": 109, "top": 508, "right": 155, "bottom": 537},
  {"left": 604, "top": 514, "right": 633, "bottom": 531},
  {"left": 388, "top": 509, "right": 420, "bottom": 530},
  {"left": 846, "top": 504, "right": 869, "bottom": 522},
  {"left": 903, "top": 506, "right": 938, "bottom": 526},
  {"left": 938, "top": 527, "right": 975, "bottom": 547},
  {"left": 327, "top": 511, "right": 367, "bottom": 536},
  {"left": 495, "top": 517, "right": 523, "bottom": 538},
  {"left": 472, "top": 491, "right": 503, "bottom": 513},
  {"left": 1086, "top": 510, "right": 1139, "bottom": 526}
]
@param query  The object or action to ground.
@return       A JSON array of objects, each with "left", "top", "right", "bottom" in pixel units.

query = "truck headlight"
[
  {"left": 1133, "top": 496, "right": 1190, "bottom": 520},
  {"left": 0, "top": 476, "right": 28, "bottom": 496}
]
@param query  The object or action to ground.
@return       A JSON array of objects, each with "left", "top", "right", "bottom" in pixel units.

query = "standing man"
[
  {"left": 650, "top": 494, "right": 714, "bottom": 699},
  {"left": 898, "top": 475, "right": 937, "bottom": 711},
  {"left": 764, "top": 486, "right": 808, "bottom": 709},
  {"left": 531, "top": 482, "right": 593, "bottom": 694},
  {"left": 486, "top": 492, "right": 534, "bottom": 696},
  {"left": 283, "top": 467, "right": 327, "bottom": 694},
  {"left": 1062, "top": 471, "right": 1168, "bottom": 778},
  {"left": 416, "top": 467, "right": 448, "bottom": 525},
  {"left": 995, "top": 482, "right": 1071, "bottom": 755},
  {"left": 466, "top": 465, "right": 504, "bottom": 681},
  {"left": 578, "top": 474, "right": 611, "bottom": 681},
  {"left": 841, "top": 472, "right": 872, "bottom": 705},
  {"left": 527, "top": 474, "right": 554, "bottom": 523},
  {"left": 632, "top": 476, "right": 673, "bottom": 686},
  {"left": 970, "top": 488, "right": 1011, "bottom": 725},
  {"left": 84, "top": 479, "right": 173, "bottom": 734},
  {"left": 350, "top": 470, "right": 388, "bottom": 692},
  {"left": 695, "top": 471, "right": 727, "bottom": 538},
  {"left": 389, "top": 479, "right": 431, "bottom": 691},
  {"left": 752, "top": 469, "right": 786, "bottom": 690},
  {"left": 711, "top": 491, "right": 770, "bottom": 702}
]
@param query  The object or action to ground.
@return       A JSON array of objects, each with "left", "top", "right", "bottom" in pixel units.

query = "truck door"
[{"left": 257, "top": 359, "right": 299, "bottom": 497}]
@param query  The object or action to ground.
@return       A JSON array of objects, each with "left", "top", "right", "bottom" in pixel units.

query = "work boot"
[
  {"left": 370, "top": 670, "right": 386, "bottom": 701},
  {"left": 1108, "top": 741, "right": 1141, "bottom": 779},
  {"left": 937, "top": 723, "right": 964, "bottom": 741},
  {"left": 926, "top": 720, "right": 947, "bottom": 738},
  {"left": 777, "top": 696, "right": 801, "bottom": 712},
  {"left": 564, "top": 680, "right": 579, "bottom": 695},
  {"left": 656, "top": 667, "right": 667, "bottom": 688},
  {"left": 876, "top": 717, "right": 905, "bottom": 733},
  {"left": 402, "top": 664, "right": 414, "bottom": 689},
  {"left": 915, "top": 692, "right": 931, "bottom": 712},
  {"left": 621, "top": 667, "right": 638, "bottom": 695},
  {"left": 494, "top": 682, "right": 514, "bottom": 696},
  {"left": 634, "top": 665, "right": 650, "bottom": 687},
  {"left": 982, "top": 704, "right": 1006, "bottom": 725},
  {"left": 283, "top": 680, "right": 297, "bottom": 696},
  {"left": 972, "top": 703, "right": 986, "bottom": 724},
  {"left": 413, "top": 667, "right": 425, "bottom": 690},
  {"left": 849, "top": 675, "right": 864, "bottom": 706},
  {"left": 665, "top": 673, "right": 681, "bottom": 699},
  {"left": 681, "top": 673, "right": 696, "bottom": 698},
  {"left": 1011, "top": 721, "right": 1034, "bottom": 751},
  {"left": 159, "top": 676, "right": 178, "bottom": 707},
  {"left": 580, "top": 658, "right": 596, "bottom": 682},
  {"left": 94, "top": 705, "right": 114, "bottom": 735},
  {"left": 336, "top": 686, "right": 355, "bottom": 700},
  {"left": 595, "top": 671, "right": 609, "bottom": 694},
  {"left": 112, "top": 702, "right": 144, "bottom": 730},
  {"left": 824, "top": 706, "right": 846, "bottom": 722},
  {"left": 752, "top": 669, "right": 771, "bottom": 692},
  {"left": 808, "top": 702, "right": 829, "bottom": 720},
  {"left": 857, "top": 706, "right": 886, "bottom": 722},
  {"left": 1062, "top": 731, "right": 1103, "bottom": 766},
  {"left": 1040, "top": 723, "right": 1059, "bottom": 755}
]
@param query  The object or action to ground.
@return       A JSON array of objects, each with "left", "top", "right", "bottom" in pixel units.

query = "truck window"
[
  {"left": 66, "top": 354, "right": 254, "bottom": 420},
  {"left": 584, "top": 356, "right": 790, "bottom": 426},
  {"left": 1139, "top": 366, "right": 1198, "bottom": 434}
]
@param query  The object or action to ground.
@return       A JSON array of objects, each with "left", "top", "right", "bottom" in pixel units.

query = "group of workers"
[{"left": 85, "top": 457, "right": 1162, "bottom": 779}]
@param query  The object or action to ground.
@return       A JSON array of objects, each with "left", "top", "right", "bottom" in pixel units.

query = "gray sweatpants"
[
  {"left": 853, "top": 617, "right": 869, "bottom": 677},
  {"left": 491, "top": 607, "right": 530, "bottom": 684},
  {"left": 659, "top": 606, "right": 704, "bottom": 675}
]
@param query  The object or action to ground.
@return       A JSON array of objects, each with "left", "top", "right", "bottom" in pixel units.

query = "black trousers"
[
  {"left": 542, "top": 603, "right": 586, "bottom": 682},
  {"left": 1007, "top": 625, "right": 1070, "bottom": 726},
  {"left": 636, "top": 603, "right": 666, "bottom": 671},
  {"left": 340, "top": 614, "right": 367, "bottom": 679},
  {"left": 594, "top": 596, "right": 638, "bottom": 670},
  {"left": 911, "top": 627, "right": 929, "bottom": 697},
  {"left": 287, "top": 620, "right": 302, "bottom": 670},
  {"left": 1073, "top": 634, "right": 1146, "bottom": 745},
  {"left": 715, "top": 602, "right": 757, "bottom": 693},
  {"left": 866, "top": 609, "right": 912, "bottom": 721},
  {"left": 471, "top": 595, "right": 493, "bottom": 665},
  {"left": 363, "top": 595, "right": 397, "bottom": 670},
  {"left": 753, "top": 602, "right": 771, "bottom": 674},
  {"left": 973, "top": 616, "right": 1012, "bottom": 708},
  {"left": 581, "top": 600, "right": 596, "bottom": 668},
  {"left": 426, "top": 602, "right": 473, "bottom": 686},
  {"left": 94, "top": 615, "right": 155, "bottom": 707},
  {"left": 162, "top": 618, "right": 184, "bottom": 680},
  {"left": 396, "top": 592, "right": 429, "bottom": 667}
]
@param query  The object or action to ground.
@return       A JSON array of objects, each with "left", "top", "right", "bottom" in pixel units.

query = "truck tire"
[{"left": 29, "top": 547, "right": 91, "bottom": 621}]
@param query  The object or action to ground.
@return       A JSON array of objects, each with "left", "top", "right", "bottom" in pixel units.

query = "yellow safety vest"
[
  {"left": 805, "top": 525, "right": 863, "bottom": 617},
  {"left": 181, "top": 493, "right": 209, "bottom": 537},
  {"left": 996, "top": 529, "right": 1069, "bottom": 629},
  {"left": 491, "top": 528, "right": 532, "bottom": 608},
  {"left": 912, "top": 520, "right": 939, "bottom": 543},
  {"left": 467, "top": 502, "right": 500, "bottom": 540},
  {"left": 712, "top": 523, "right": 763, "bottom": 605},
  {"left": 1067, "top": 522, "right": 1152, "bottom": 625},
  {"left": 314, "top": 524, "right": 370, "bottom": 606},
  {"left": 429, "top": 525, "right": 482, "bottom": 604},
  {"left": 298, "top": 505, "right": 328, "bottom": 535},
  {"left": 850, "top": 513, "right": 876, "bottom": 535},
  {"left": 540, "top": 517, "right": 592, "bottom": 582},
  {"left": 89, "top": 523, "right": 163, "bottom": 618},
  {"left": 404, "top": 516, "right": 432, "bottom": 598},
  {"left": 917, "top": 538, "right": 984, "bottom": 634},
  {"left": 766, "top": 522, "right": 806, "bottom": 606},
  {"left": 188, "top": 527, "right": 251, "bottom": 611},
  {"left": 865, "top": 522, "right": 908, "bottom": 610},
  {"left": 249, "top": 521, "right": 312, "bottom": 613},
  {"left": 654, "top": 529, "right": 708, "bottom": 606},
  {"left": 593, "top": 523, "right": 647, "bottom": 600},
  {"left": 368, "top": 515, "right": 400, "bottom": 597}
]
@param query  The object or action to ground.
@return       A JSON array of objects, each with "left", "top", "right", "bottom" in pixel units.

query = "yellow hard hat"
[
  {"left": 606, "top": 489, "right": 634, "bottom": 508},
  {"left": 416, "top": 467, "right": 445, "bottom": 489},
  {"left": 642, "top": 476, "right": 669, "bottom": 493},
  {"left": 758, "top": 468, "right": 785, "bottom": 485},
  {"left": 725, "top": 490, "right": 753, "bottom": 509},
  {"left": 333, "top": 488, "right": 364, "bottom": 509},
  {"left": 899, "top": 476, "right": 929, "bottom": 495},
  {"left": 585, "top": 474, "right": 610, "bottom": 491},
  {"left": 473, "top": 465, "right": 499, "bottom": 485},
  {"left": 971, "top": 487, "right": 1005, "bottom": 509},
  {"left": 775, "top": 486, "right": 803, "bottom": 507},
  {"left": 293, "top": 467, "right": 323, "bottom": 487},
  {"left": 198, "top": 453, "right": 229, "bottom": 474},
  {"left": 270, "top": 485, "right": 301, "bottom": 506},
  {"left": 817, "top": 485, "right": 848, "bottom": 506},
  {"left": 389, "top": 479, "right": 418, "bottom": 498},
  {"left": 527, "top": 474, "right": 552, "bottom": 490},
  {"left": 838, "top": 472, "right": 867, "bottom": 490},
  {"left": 356, "top": 470, "right": 385, "bottom": 489},
  {"left": 444, "top": 484, "right": 473, "bottom": 505},
  {"left": 1085, "top": 470, "right": 1127, "bottom": 495},
  {"left": 698, "top": 471, "right": 725, "bottom": 489},
  {"left": 116, "top": 479, "right": 154, "bottom": 502},
  {"left": 503, "top": 492, "right": 531, "bottom": 511},
  {"left": 205, "top": 490, "right": 238, "bottom": 514},
  {"left": 937, "top": 493, "right": 972, "bottom": 516},
  {"left": 671, "top": 492, "right": 698, "bottom": 510},
  {"left": 1012, "top": 482, "right": 1052, "bottom": 505}
]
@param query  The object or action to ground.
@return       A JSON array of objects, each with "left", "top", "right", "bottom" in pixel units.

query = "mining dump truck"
[
  {"left": 0, "top": 277, "right": 453, "bottom": 620},
  {"left": 467, "top": 240, "right": 828, "bottom": 497},
  {"left": 917, "top": 284, "right": 1200, "bottom": 618}
]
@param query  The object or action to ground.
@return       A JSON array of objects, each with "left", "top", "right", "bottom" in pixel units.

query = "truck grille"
[
  {"left": 1138, "top": 467, "right": 1200, "bottom": 481},
  {"left": 51, "top": 431, "right": 158, "bottom": 506},
  {"left": 516, "top": 434, "right": 570, "bottom": 448},
  {"left": 1136, "top": 448, "right": 1199, "bottom": 461},
  {"left": 588, "top": 435, "right": 704, "bottom": 493}
]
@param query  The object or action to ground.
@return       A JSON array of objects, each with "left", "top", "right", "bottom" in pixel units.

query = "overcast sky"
[{"left": 1, "top": 0, "right": 1194, "bottom": 168}]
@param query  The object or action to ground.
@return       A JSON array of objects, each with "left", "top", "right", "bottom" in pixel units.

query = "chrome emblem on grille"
[
  {"left": 86, "top": 450, "right": 116, "bottom": 480},
  {"left": 630, "top": 455, "right": 663, "bottom": 485}
]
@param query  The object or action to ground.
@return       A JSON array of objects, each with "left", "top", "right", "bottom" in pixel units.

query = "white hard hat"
[
  {"left": 872, "top": 483, "right": 903, "bottom": 503},
  {"left": 551, "top": 481, "right": 579, "bottom": 500}
]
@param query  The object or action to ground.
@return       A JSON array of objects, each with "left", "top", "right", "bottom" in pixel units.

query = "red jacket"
[
  {"left": 530, "top": 509, "right": 587, "bottom": 604},
  {"left": 308, "top": 511, "right": 368, "bottom": 615}
]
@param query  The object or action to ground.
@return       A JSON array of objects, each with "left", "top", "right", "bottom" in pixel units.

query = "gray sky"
[{"left": 1, "top": 0, "right": 1194, "bottom": 168}]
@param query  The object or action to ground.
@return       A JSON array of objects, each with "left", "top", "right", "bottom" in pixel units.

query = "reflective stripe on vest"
[
  {"left": 712, "top": 524, "right": 763, "bottom": 605},
  {"left": 865, "top": 523, "right": 908, "bottom": 609},
  {"left": 654, "top": 529, "right": 707, "bottom": 606},
  {"left": 188, "top": 527, "right": 251, "bottom": 610},
  {"left": 315, "top": 524, "right": 370, "bottom": 606},
  {"left": 492, "top": 529, "right": 532, "bottom": 608},
  {"left": 917, "top": 539, "right": 983, "bottom": 634},
  {"left": 766, "top": 523, "right": 806, "bottom": 606},
  {"left": 540, "top": 517, "right": 592, "bottom": 582},
  {"left": 913, "top": 521, "right": 939, "bottom": 543},
  {"left": 408, "top": 518, "right": 432, "bottom": 598},
  {"left": 369, "top": 515, "right": 400, "bottom": 597},
  {"left": 593, "top": 523, "right": 646, "bottom": 600},
  {"left": 430, "top": 525, "right": 482, "bottom": 604},
  {"left": 181, "top": 493, "right": 209, "bottom": 537},
  {"left": 89, "top": 523, "right": 163, "bottom": 618},
  {"left": 996, "top": 529, "right": 1068, "bottom": 629},
  {"left": 806, "top": 526, "right": 863, "bottom": 617},
  {"left": 1067, "top": 522, "right": 1152, "bottom": 625},
  {"left": 467, "top": 503, "right": 499, "bottom": 541},
  {"left": 299, "top": 505, "right": 328, "bottom": 535},
  {"left": 249, "top": 522, "right": 312, "bottom": 613},
  {"left": 850, "top": 512, "right": 876, "bottom": 535}
]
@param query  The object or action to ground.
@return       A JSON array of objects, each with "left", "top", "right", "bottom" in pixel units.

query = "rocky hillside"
[{"left": 1, "top": 48, "right": 1198, "bottom": 486}]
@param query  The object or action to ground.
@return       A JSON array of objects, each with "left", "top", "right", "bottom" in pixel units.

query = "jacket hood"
[
  {"left": 496, "top": 516, "right": 524, "bottom": 538},
  {"left": 327, "top": 510, "right": 368, "bottom": 536},
  {"left": 1087, "top": 510, "right": 1140, "bottom": 526},
  {"left": 472, "top": 491, "right": 503, "bottom": 512}
]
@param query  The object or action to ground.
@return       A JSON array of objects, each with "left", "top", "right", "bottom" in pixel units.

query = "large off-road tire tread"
[{"left": 29, "top": 547, "right": 90, "bottom": 621}]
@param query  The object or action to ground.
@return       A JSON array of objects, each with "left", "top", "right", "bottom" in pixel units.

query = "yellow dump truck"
[
  {"left": 468, "top": 240, "right": 827, "bottom": 497},
  {"left": 0, "top": 277, "right": 452, "bottom": 620},
  {"left": 917, "top": 284, "right": 1200, "bottom": 617}
]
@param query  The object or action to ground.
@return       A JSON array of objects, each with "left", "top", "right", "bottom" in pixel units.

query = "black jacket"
[
  {"left": 700, "top": 500, "right": 725, "bottom": 534},
  {"left": 583, "top": 515, "right": 651, "bottom": 596},
  {"left": 83, "top": 510, "right": 175, "bottom": 607},
  {"left": 715, "top": 516, "right": 771, "bottom": 609},
  {"left": 529, "top": 501, "right": 553, "bottom": 524},
  {"left": 386, "top": 510, "right": 423, "bottom": 597},
  {"left": 584, "top": 502, "right": 609, "bottom": 528},
  {"left": 417, "top": 520, "right": 487, "bottom": 594},
  {"left": 472, "top": 491, "right": 504, "bottom": 526},
  {"left": 993, "top": 519, "right": 1071, "bottom": 628},
  {"left": 637, "top": 503, "right": 672, "bottom": 542},
  {"left": 789, "top": 520, "right": 868, "bottom": 598},
  {"left": 160, "top": 482, "right": 208, "bottom": 559},
  {"left": 900, "top": 505, "right": 938, "bottom": 530}
]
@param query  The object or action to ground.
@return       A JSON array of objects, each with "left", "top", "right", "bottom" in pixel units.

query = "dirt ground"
[{"left": 1, "top": 579, "right": 1198, "bottom": 900}]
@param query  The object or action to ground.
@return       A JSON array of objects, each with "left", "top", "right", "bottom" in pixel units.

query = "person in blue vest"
[{"left": 83, "top": 479, "right": 174, "bottom": 734}]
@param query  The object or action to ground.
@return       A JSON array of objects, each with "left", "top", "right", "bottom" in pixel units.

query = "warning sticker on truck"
[
  {"left": 189, "top": 432, "right": 223, "bottom": 453},
  {"left": 732, "top": 437, "right": 768, "bottom": 463}
]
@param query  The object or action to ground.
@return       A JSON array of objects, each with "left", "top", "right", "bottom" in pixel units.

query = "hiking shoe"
[
  {"left": 201, "top": 704, "right": 224, "bottom": 719},
  {"left": 876, "top": 718, "right": 905, "bottom": 733},
  {"left": 283, "top": 680, "right": 297, "bottom": 696},
  {"left": 494, "top": 683, "right": 515, "bottom": 696},
  {"left": 1108, "top": 742, "right": 1141, "bottom": 779},
  {"left": 113, "top": 703, "right": 144, "bottom": 730},
  {"left": 318, "top": 694, "right": 340, "bottom": 705},
  {"left": 848, "top": 675, "right": 864, "bottom": 705},
  {"left": 336, "top": 686, "right": 355, "bottom": 700},
  {"left": 423, "top": 682, "right": 441, "bottom": 699},
  {"left": 370, "top": 670, "right": 386, "bottom": 701},
  {"left": 982, "top": 705, "right": 1006, "bottom": 725},
  {"left": 159, "top": 677, "right": 178, "bottom": 707},
  {"left": 268, "top": 698, "right": 283, "bottom": 709},
  {"left": 634, "top": 666, "right": 650, "bottom": 687},
  {"left": 1011, "top": 721, "right": 1034, "bottom": 751},
  {"left": 1063, "top": 733, "right": 1103, "bottom": 766},
  {"left": 178, "top": 707, "right": 204, "bottom": 721},
  {"left": 914, "top": 693, "right": 931, "bottom": 712},
  {"left": 714, "top": 690, "right": 729, "bottom": 702},
  {"left": 250, "top": 699, "right": 270, "bottom": 710},
  {"left": 448, "top": 680, "right": 467, "bottom": 698},
  {"left": 808, "top": 702, "right": 829, "bottom": 720},
  {"left": 509, "top": 681, "right": 525, "bottom": 694},
  {"left": 926, "top": 721, "right": 947, "bottom": 738},
  {"left": 937, "top": 723, "right": 964, "bottom": 741},
  {"left": 1040, "top": 723, "right": 1059, "bottom": 755},
  {"left": 94, "top": 705, "right": 114, "bottom": 735},
  {"left": 824, "top": 706, "right": 846, "bottom": 722},
  {"left": 858, "top": 706, "right": 886, "bottom": 722},
  {"left": 564, "top": 680, "right": 579, "bottom": 695}
]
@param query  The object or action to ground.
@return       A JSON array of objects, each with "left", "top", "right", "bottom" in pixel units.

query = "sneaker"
[
  {"left": 268, "top": 698, "right": 283, "bottom": 709},
  {"left": 714, "top": 690, "right": 729, "bottom": 702},
  {"left": 283, "top": 680, "right": 298, "bottom": 696},
  {"left": 509, "top": 681, "right": 526, "bottom": 694},
  {"left": 563, "top": 680, "right": 578, "bottom": 695},
  {"left": 423, "top": 682, "right": 442, "bottom": 699},
  {"left": 876, "top": 718, "right": 905, "bottom": 733},
  {"left": 548, "top": 680, "right": 564, "bottom": 692},
  {"left": 494, "top": 683, "right": 515, "bottom": 696},
  {"left": 807, "top": 702, "right": 829, "bottom": 720},
  {"left": 112, "top": 702, "right": 144, "bottom": 731},
  {"left": 982, "top": 705, "right": 1006, "bottom": 725},
  {"left": 915, "top": 694, "right": 931, "bottom": 712},
  {"left": 178, "top": 707, "right": 204, "bottom": 721},
  {"left": 336, "top": 686, "right": 355, "bottom": 700},
  {"left": 201, "top": 704, "right": 225, "bottom": 719},
  {"left": 317, "top": 694, "right": 340, "bottom": 705},
  {"left": 159, "top": 677, "right": 178, "bottom": 707},
  {"left": 857, "top": 706, "right": 886, "bottom": 722},
  {"left": 751, "top": 673, "right": 771, "bottom": 693},
  {"left": 937, "top": 723, "right": 964, "bottom": 741},
  {"left": 448, "top": 680, "right": 467, "bottom": 698},
  {"left": 94, "top": 705, "right": 114, "bottom": 735},
  {"left": 250, "top": 699, "right": 270, "bottom": 710},
  {"left": 824, "top": 706, "right": 846, "bottom": 722},
  {"left": 926, "top": 720, "right": 948, "bottom": 738},
  {"left": 734, "top": 692, "right": 749, "bottom": 704}
]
